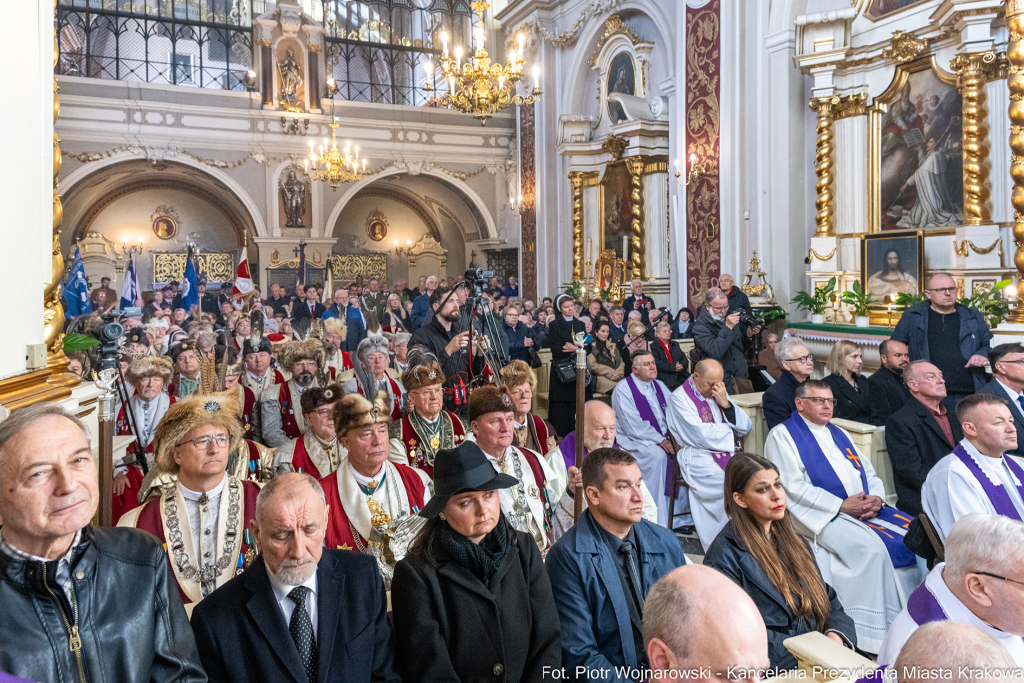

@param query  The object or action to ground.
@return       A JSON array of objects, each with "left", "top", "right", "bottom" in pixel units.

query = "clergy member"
[
  {"left": 260, "top": 339, "right": 333, "bottom": 447},
  {"left": 389, "top": 353, "right": 466, "bottom": 477},
  {"left": 613, "top": 349, "right": 686, "bottom": 527},
  {"left": 344, "top": 334, "right": 404, "bottom": 421},
  {"left": 764, "top": 379, "right": 923, "bottom": 653},
  {"left": 502, "top": 359, "right": 557, "bottom": 457},
  {"left": 239, "top": 336, "right": 284, "bottom": 399},
  {"left": 273, "top": 384, "right": 345, "bottom": 481},
  {"left": 118, "top": 391, "right": 260, "bottom": 607},
  {"left": 922, "top": 392, "right": 1023, "bottom": 542},
  {"left": 667, "top": 358, "right": 752, "bottom": 547}
]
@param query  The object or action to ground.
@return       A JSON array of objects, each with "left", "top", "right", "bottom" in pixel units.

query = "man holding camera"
[{"left": 692, "top": 288, "right": 756, "bottom": 394}]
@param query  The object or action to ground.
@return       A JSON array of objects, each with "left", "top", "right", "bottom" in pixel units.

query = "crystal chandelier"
[
  {"left": 304, "top": 121, "right": 368, "bottom": 189},
  {"left": 423, "top": 1, "right": 541, "bottom": 125}
]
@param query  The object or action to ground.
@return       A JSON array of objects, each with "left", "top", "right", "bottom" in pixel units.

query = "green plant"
[
  {"left": 62, "top": 333, "right": 99, "bottom": 353},
  {"left": 598, "top": 284, "right": 616, "bottom": 302},
  {"left": 893, "top": 291, "right": 927, "bottom": 311},
  {"left": 562, "top": 280, "right": 583, "bottom": 300},
  {"left": 760, "top": 306, "right": 787, "bottom": 325},
  {"left": 962, "top": 279, "right": 1012, "bottom": 327},
  {"left": 791, "top": 277, "right": 836, "bottom": 316},
  {"left": 841, "top": 281, "right": 875, "bottom": 317}
]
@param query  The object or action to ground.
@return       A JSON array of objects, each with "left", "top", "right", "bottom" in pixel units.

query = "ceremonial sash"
[
  {"left": 238, "top": 385, "right": 255, "bottom": 441},
  {"left": 784, "top": 412, "right": 917, "bottom": 568},
  {"left": 513, "top": 446, "right": 554, "bottom": 546},
  {"left": 400, "top": 411, "right": 466, "bottom": 477},
  {"left": 905, "top": 581, "right": 949, "bottom": 625},
  {"left": 322, "top": 463, "right": 426, "bottom": 550},
  {"left": 682, "top": 376, "right": 732, "bottom": 471},
  {"left": 626, "top": 375, "right": 668, "bottom": 436},
  {"left": 952, "top": 443, "right": 1024, "bottom": 521},
  {"left": 530, "top": 414, "right": 551, "bottom": 455},
  {"left": 558, "top": 431, "right": 620, "bottom": 472}
]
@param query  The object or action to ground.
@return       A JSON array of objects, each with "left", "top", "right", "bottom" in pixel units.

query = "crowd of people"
[{"left": 2, "top": 270, "right": 1023, "bottom": 682}]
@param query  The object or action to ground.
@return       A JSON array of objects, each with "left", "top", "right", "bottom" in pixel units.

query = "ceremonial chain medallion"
[
  {"left": 410, "top": 412, "right": 449, "bottom": 465},
  {"left": 163, "top": 479, "right": 242, "bottom": 584}
]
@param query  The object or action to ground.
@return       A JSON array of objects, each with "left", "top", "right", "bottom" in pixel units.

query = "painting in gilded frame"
[
  {"left": 600, "top": 161, "right": 632, "bottom": 258},
  {"left": 607, "top": 51, "right": 636, "bottom": 125},
  {"left": 861, "top": 231, "right": 924, "bottom": 303}
]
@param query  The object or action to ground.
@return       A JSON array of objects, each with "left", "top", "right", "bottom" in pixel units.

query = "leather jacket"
[{"left": 0, "top": 525, "right": 206, "bottom": 682}]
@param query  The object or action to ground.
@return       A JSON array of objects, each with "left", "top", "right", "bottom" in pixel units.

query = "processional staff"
[{"left": 573, "top": 331, "right": 588, "bottom": 520}]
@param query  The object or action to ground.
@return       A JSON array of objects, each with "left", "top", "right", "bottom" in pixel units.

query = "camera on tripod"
[
  {"left": 97, "top": 310, "right": 126, "bottom": 370},
  {"left": 463, "top": 268, "right": 494, "bottom": 298}
]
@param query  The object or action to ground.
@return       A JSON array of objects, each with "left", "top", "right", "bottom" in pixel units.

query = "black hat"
[
  {"left": 125, "top": 326, "right": 148, "bottom": 346},
  {"left": 242, "top": 337, "right": 272, "bottom": 356},
  {"left": 420, "top": 442, "right": 518, "bottom": 518}
]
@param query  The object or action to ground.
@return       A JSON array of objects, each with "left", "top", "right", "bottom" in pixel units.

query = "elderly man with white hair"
[
  {"left": 0, "top": 404, "right": 204, "bottom": 681},
  {"left": 878, "top": 513, "right": 1024, "bottom": 667},
  {"left": 343, "top": 335, "right": 405, "bottom": 421},
  {"left": 763, "top": 335, "right": 815, "bottom": 429},
  {"left": 894, "top": 621, "right": 1019, "bottom": 683}
]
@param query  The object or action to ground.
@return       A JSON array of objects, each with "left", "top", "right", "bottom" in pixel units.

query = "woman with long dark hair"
[
  {"left": 392, "top": 442, "right": 562, "bottom": 682},
  {"left": 587, "top": 320, "right": 625, "bottom": 393},
  {"left": 703, "top": 452, "right": 856, "bottom": 670}
]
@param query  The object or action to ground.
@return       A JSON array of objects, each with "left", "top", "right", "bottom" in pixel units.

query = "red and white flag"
[{"left": 232, "top": 246, "right": 254, "bottom": 305}]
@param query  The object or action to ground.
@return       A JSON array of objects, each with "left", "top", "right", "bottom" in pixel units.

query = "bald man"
[
  {"left": 644, "top": 565, "right": 769, "bottom": 683},
  {"left": 892, "top": 273, "right": 992, "bottom": 400},
  {"left": 894, "top": 622, "right": 1018, "bottom": 683}
]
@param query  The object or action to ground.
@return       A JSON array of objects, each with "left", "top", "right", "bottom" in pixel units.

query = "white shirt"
[
  {"left": 267, "top": 564, "right": 319, "bottom": 640},
  {"left": 349, "top": 462, "right": 386, "bottom": 488},
  {"left": 179, "top": 476, "right": 226, "bottom": 597}
]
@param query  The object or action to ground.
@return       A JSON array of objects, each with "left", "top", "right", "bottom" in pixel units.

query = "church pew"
[
  {"left": 783, "top": 631, "right": 878, "bottom": 683},
  {"left": 731, "top": 392, "right": 766, "bottom": 456},
  {"left": 533, "top": 349, "right": 551, "bottom": 419}
]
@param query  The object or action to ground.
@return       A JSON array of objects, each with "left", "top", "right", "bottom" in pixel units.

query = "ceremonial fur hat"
[
  {"left": 300, "top": 383, "right": 343, "bottom": 415},
  {"left": 277, "top": 339, "right": 325, "bottom": 372},
  {"left": 125, "top": 355, "right": 173, "bottom": 386},
  {"left": 169, "top": 339, "right": 200, "bottom": 364},
  {"left": 333, "top": 391, "right": 391, "bottom": 436},
  {"left": 125, "top": 326, "right": 149, "bottom": 347},
  {"left": 468, "top": 384, "right": 514, "bottom": 423},
  {"left": 322, "top": 317, "right": 347, "bottom": 341},
  {"left": 392, "top": 331, "right": 411, "bottom": 347},
  {"left": 242, "top": 336, "right": 272, "bottom": 357},
  {"left": 357, "top": 334, "right": 391, "bottom": 364},
  {"left": 225, "top": 357, "right": 244, "bottom": 378},
  {"left": 401, "top": 358, "right": 444, "bottom": 392},
  {"left": 153, "top": 390, "right": 243, "bottom": 475},
  {"left": 500, "top": 359, "right": 537, "bottom": 391}
]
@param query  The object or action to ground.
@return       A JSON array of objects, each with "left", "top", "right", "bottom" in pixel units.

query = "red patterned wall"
[{"left": 519, "top": 102, "right": 537, "bottom": 301}]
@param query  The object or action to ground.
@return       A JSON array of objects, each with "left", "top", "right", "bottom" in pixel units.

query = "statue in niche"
[
  {"left": 280, "top": 169, "right": 308, "bottom": 228},
  {"left": 278, "top": 47, "right": 302, "bottom": 108}
]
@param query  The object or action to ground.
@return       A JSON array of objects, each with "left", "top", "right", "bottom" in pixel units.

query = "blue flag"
[
  {"left": 181, "top": 248, "right": 200, "bottom": 311},
  {"left": 120, "top": 252, "right": 141, "bottom": 309},
  {"left": 63, "top": 245, "right": 92, "bottom": 317}
]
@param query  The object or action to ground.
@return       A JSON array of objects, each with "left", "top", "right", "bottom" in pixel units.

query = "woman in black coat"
[
  {"left": 822, "top": 340, "right": 885, "bottom": 426},
  {"left": 703, "top": 453, "right": 857, "bottom": 671},
  {"left": 546, "top": 294, "right": 592, "bottom": 437},
  {"left": 392, "top": 442, "right": 562, "bottom": 682},
  {"left": 650, "top": 319, "right": 689, "bottom": 390}
]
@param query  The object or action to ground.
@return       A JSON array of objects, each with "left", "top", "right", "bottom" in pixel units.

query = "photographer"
[{"left": 693, "top": 289, "right": 752, "bottom": 394}]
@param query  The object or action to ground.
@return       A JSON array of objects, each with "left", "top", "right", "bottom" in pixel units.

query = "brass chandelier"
[
  {"left": 304, "top": 121, "right": 368, "bottom": 189},
  {"left": 423, "top": 1, "right": 541, "bottom": 125}
]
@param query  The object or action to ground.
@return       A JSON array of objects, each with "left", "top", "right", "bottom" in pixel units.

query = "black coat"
[
  {"left": 978, "top": 378, "right": 1024, "bottom": 457},
  {"left": 764, "top": 370, "right": 800, "bottom": 429},
  {"left": 293, "top": 300, "right": 327, "bottom": 322},
  {"left": 866, "top": 366, "right": 911, "bottom": 417},
  {"left": 503, "top": 320, "right": 533, "bottom": 363},
  {"left": 884, "top": 398, "right": 964, "bottom": 516},
  {"left": 546, "top": 317, "right": 589, "bottom": 403},
  {"left": 823, "top": 373, "right": 884, "bottom": 426},
  {"left": 651, "top": 338, "right": 689, "bottom": 391},
  {"left": 191, "top": 551, "right": 400, "bottom": 683},
  {"left": 392, "top": 529, "right": 562, "bottom": 683},
  {"left": 692, "top": 307, "right": 748, "bottom": 382},
  {"left": 623, "top": 294, "right": 656, "bottom": 325},
  {"left": 608, "top": 321, "right": 628, "bottom": 343},
  {"left": 703, "top": 522, "right": 857, "bottom": 671}
]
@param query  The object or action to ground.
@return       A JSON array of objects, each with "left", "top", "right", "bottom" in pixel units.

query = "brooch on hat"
[
  {"left": 204, "top": 401, "right": 221, "bottom": 413},
  {"left": 370, "top": 405, "right": 381, "bottom": 419},
  {"left": 501, "top": 393, "right": 512, "bottom": 407},
  {"left": 428, "top": 370, "right": 437, "bottom": 379},
  {"left": 324, "top": 389, "right": 334, "bottom": 400}
]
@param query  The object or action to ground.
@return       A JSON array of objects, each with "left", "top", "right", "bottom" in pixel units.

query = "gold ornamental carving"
[
  {"left": 327, "top": 254, "right": 388, "bottom": 282},
  {"left": 882, "top": 31, "right": 929, "bottom": 64},
  {"left": 953, "top": 51, "right": 997, "bottom": 226},
  {"left": 588, "top": 15, "right": 641, "bottom": 67},
  {"left": 601, "top": 134, "right": 628, "bottom": 161},
  {"left": 153, "top": 253, "right": 234, "bottom": 283},
  {"left": 809, "top": 95, "right": 840, "bottom": 238},
  {"left": 834, "top": 93, "right": 867, "bottom": 121},
  {"left": 1008, "top": 0, "right": 1024, "bottom": 324},
  {"left": 954, "top": 238, "right": 1003, "bottom": 262},
  {"left": 569, "top": 171, "right": 584, "bottom": 281},
  {"left": 625, "top": 156, "right": 647, "bottom": 279}
]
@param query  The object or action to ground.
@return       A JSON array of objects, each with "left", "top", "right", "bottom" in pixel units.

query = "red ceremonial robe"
[
  {"left": 321, "top": 464, "right": 426, "bottom": 551},
  {"left": 396, "top": 410, "right": 466, "bottom": 478},
  {"left": 113, "top": 396, "right": 176, "bottom": 524},
  {"left": 238, "top": 384, "right": 256, "bottom": 441},
  {"left": 289, "top": 435, "right": 335, "bottom": 481}
]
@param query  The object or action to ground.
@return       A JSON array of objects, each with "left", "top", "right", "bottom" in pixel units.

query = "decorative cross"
[
  {"left": 844, "top": 449, "right": 861, "bottom": 469},
  {"left": 293, "top": 241, "right": 307, "bottom": 260}
]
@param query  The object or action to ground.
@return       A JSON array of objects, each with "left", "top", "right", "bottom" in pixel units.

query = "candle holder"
[{"left": 674, "top": 153, "right": 708, "bottom": 188}]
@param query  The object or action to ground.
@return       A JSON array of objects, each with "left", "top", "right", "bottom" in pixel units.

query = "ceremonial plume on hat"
[
  {"left": 277, "top": 339, "right": 326, "bottom": 372},
  {"left": 500, "top": 359, "right": 537, "bottom": 391},
  {"left": 402, "top": 348, "right": 444, "bottom": 392},
  {"left": 468, "top": 384, "right": 514, "bottom": 423},
  {"left": 153, "top": 390, "right": 243, "bottom": 475},
  {"left": 322, "top": 316, "right": 347, "bottom": 343},
  {"left": 125, "top": 355, "right": 173, "bottom": 386}
]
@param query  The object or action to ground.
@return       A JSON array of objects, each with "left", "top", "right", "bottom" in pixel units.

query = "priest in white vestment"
[
  {"left": 922, "top": 393, "right": 1023, "bottom": 542},
  {"left": 764, "top": 379, "right": 924, "bottom": 653},
  {"left": 666, "top": 359, "right": 751, "bottom": 547},
  {"left": 613, "top": 350, "right": 690, "bottom": 527},
  {"left": 877, "top": 514, "right": 1024, "bottom": 667}
]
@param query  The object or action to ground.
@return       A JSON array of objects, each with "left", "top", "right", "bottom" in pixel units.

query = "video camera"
[
  {"left": 463, "top": 268, "right": 495, "bottom": 298},
  {"left": 96, "top": 307, "right": 143, "bottom": 370}
]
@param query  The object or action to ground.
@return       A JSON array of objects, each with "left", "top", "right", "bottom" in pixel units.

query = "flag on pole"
[
  {"left": 321, "top": 261, "right": 334, "bottom": 305},
  {"left": 232, "top": 246, "right": 254, "bottom": 302},
  {"left": 181, "top": 247, "right": 200, "bottom": 311},
  {"left": 119, "top": 252, "right": 142, "bottom": 309},
  {"left": 63, "top": 244, "right": 93, "bottom": 317}
]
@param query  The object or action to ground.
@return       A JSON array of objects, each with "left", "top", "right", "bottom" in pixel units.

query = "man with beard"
[
  {"left": 239, "top": 336, "right": 285, "bottom": 399},
  {"left": 867, "top": 249, "right": 919, "bottom": 299},
  {"left": 260, "top": 340, "right": 335, "bottom": 447},
  {"left": 692, "top": 288, "right": 750, "bottom": 393},
  {"left": 190, "top": 472, "right": 401, "bottom": 683},
  {"left": 322, "top": 317, "right": 355, "bottom": 376},
  {"left": 868, "top": 339, "right": 912, "bottom": 416},
  {"left": 409, "top": 287, "right": 486, "bottom": 411},
  {"left": 344, "top": 335, "right": 405, "bottom": 421}
]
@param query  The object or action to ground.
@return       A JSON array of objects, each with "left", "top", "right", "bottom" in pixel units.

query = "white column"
[
  {"left": 643, "top": 171, "right": 670, "bottom": 280},
  {"left": 583, "top": 184, "right": 599, "bottom": 263},
  {"left": 988, "top": 77, "right": 1012, "bottom": 225},
  {"left": 834, "top": 113, "right": 868, "bottom": 273}
]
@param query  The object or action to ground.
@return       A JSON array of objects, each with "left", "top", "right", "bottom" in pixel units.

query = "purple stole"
[
  {"left": 681, "top": 376, "right": 732, "bottom": 471},
  {"left": 906, "top": 580, "right": 949, "bottom": 625},
  {"left": 626, "top": 374, "right": 676, "bottom": 494},
  {"left": 558, "top": 431, "right": 619, "bottom": 472},
  {"left": 952, "top": 443, "right": 1024, "bottom": 521},
  {"left": 783, "top": 412, "right": 917, "bottom": 568}
]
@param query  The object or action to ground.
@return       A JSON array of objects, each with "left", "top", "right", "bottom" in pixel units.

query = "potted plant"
[
  {"left": 962, "top": 279, "right": 1012, "bottom": 327},
  {"left": 562, "top": 280, "right": 583, "bottom": 300},
  {"left": 841, "top": 281, "right": 874, "bottom": 327},
  {"left": 791, "top": 277, "right": 836, "bottom": 325}
]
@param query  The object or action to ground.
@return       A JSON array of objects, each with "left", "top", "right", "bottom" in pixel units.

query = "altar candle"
[
  {"left": 441, "top": 32, "right": 448, "bottom": 56},
  {"left": 623, "top": 235, "right": 629, "bottom": 261},
  {"left": 424, "top": 61, "right": 433, "bottom": 87},
  {"left": 690, "top": 153, "right": 697, "bottom": 169},
  {"left": 517, "top": 33, "right": 525, "bottom": 54},
  {"left": 586, "top": 238, "right": 592, "bottom": 264}
]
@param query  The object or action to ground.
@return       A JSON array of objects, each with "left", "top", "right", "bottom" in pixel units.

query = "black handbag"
[{"left": 553, "top": 357, "right": 577, "bottom": 383}]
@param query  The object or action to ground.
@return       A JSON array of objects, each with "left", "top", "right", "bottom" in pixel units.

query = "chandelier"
[
  {"left": 304, "top": 121, "right": 368, "bottom": 189},
  {"left": 423, "top": 1, "right": 541, "bottom": 125}
]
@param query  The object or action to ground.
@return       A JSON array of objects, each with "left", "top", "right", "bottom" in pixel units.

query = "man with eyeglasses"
[
  {"left": 877, "top": 513, "right": 1024, "bottom": 667},
  {"left": 922, "top": 393, "right": 1024, "bottom": 543},
  {"left": 765, "top": 379, "right": 924, "bottom": 655},
  {"left": 762, "top": 336, "right": 815, "bottom": 429},
  {"left": 388, "top": 355, "right": 467, "bottom": 478},
  {"left": 272, "top": 384, "right": 344, "bottom": 482},
  {"left": 119, "top": 391, "right": 260, "bottom": 608},
  {"left": 892, "top": 273, "right": 992, "bottom": 400},
  {"left": 979, "top": 343, "right": 1024, "bottom": 458},
  {"left": 344, "top": 335, "right": 405, "bottom": 421},
  {"left": 261, "top": 339, "right": 337, "bottom": 447},
  {"left": 692, "top": 288, "right": 751, "bottom": 394}
]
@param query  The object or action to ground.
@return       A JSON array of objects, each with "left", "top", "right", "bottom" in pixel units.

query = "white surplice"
[
  {"left": 613, "top": 377, "right": 691, "bottom": 527},
  {"left": 922, "top": 438, "right": 1024, "bottom": 543},
  {"left": 764, "top": 417, "right": 926, "bottom": 653},
  {"left": 666, "top": 383, "right": 751, "bottom": 549}
]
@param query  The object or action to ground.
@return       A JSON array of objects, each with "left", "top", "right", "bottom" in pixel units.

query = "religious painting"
[
  {"left": 365, "top": 209, "right": 388, "bottom": 242},
  {"left": 876, "top": 62, "right": 962, "bottom": 232},
  {"left": 861, "top": 231, "right": 924, "bottom": 302},
  {"left": 865, "top": 0, "right": 932, "bottom": 20},
  {"left": 607, "top": 51, "right": 636, "bottom": 125},
  {"left": 600, "top": 161, "right": 632, "bottom": 258},
  {"left": 595, "top": 249, "right": 626, "bottom": 290},
  {"left": 278, "top": 165, "right": 311, "bottom": 229},
  {"left": 276, "top": 42, "right": 305, "bottom": 111},
  {"left": 150, "top": 205, "right": 178, "bottom": 240}
]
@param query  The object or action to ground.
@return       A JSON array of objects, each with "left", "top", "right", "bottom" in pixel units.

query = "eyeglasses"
[
  {"left": 998, "top": 359, "right": 1024, "bottom": 366},
  {"left": 784, "top": 354, "right": 814, "bottom": 364},
  {"left": 927, "top": 287, "right": 958, "bottom": 295},
  {"left": 796, "top": 396, "right": 837, "bottom": 406},
  {"left": 510, "top": 388, "right": 533, "bottom": 399},
  {"left": 975, "top": 571, "right": 1024, "bottom": 589},
  {"left": 311, "top": 406, "right": 334, "bottom": 418},
  {"left": 412, "top": 387, "right": 443, "bottom": 398},
  {"left": 177, "top": 434, "right": 230, "bottom": 449}
]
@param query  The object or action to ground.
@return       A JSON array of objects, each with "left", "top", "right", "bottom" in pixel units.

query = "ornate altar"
[{"left": 738, "top": 252, "right": 776, "bottom": 305}]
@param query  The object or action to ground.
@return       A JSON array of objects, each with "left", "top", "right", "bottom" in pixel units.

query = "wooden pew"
[
  {"left": 731, "top": 392, "right": 766, "bottom": 456},
  {"left": 533, "top": 349, "right": 551, "bottom": 419},
  {"left": 784, "top": 631, "right": 878, "bottom": 683}
]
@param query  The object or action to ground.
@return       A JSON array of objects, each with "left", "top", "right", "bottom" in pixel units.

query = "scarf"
[{"left": 439, "top": 514, "right": 514, "bottom": 584}]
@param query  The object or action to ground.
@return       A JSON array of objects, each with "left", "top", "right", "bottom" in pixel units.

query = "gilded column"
[
  {"left": 809, "top": 95, "right": 840, "bottom": 237},
  {"left": 625, "top": 156, "right": 647, "bottom": 279},
  {"left": 569, "top": 171, "right": 584, "bottom": 282},
  {"left": 1008, "top": 1, "right": 1024, "bottom": 323},
  {"left": 953, "top": 51, "right": 997, "bottom": 226}
]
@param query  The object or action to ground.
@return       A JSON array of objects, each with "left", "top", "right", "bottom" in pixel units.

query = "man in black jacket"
[
  {"left": 884, "top": 360, "right": 963, "bottom": 516},
  {"left": 978, "top": 343, "right": 1024, "bottom": 457},
  {"left": 409, "top": 287, "right": 485, "bottom": 412},
  {"left": 292, "top": 284, "right": 326, "bottom": 325},
  {"left": 692, "top": 288, "right": 749, "bottom": 394},
  {"left": 868, "top": 339, "right": 911, "bottom": 416},
  {"left": 0, "top": 404, "right": 204, "bottom": 682},
  {"left": 192, "top": 472, "right": 400, "bottom": 683},
  {"left": 623, "top": 279, "right": 656, "bottom": 326},
  {"left": 762, "top": 336, "right": 814, "bottom": 429}
]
